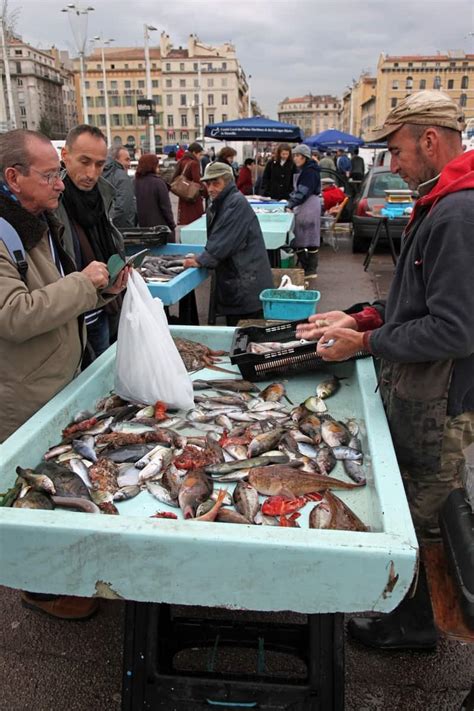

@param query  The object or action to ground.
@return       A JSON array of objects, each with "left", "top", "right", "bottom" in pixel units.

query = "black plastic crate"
[
  {"left": 230, "top": 320, "right": 368, "bottom": 382},
  {"left": 119, "top": 225, "right": 170, "bottom": 247}
]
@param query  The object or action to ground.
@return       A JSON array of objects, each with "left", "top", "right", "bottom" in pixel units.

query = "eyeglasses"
[{"left": 13, "top": 164, "right": 67, "bottom": 186}]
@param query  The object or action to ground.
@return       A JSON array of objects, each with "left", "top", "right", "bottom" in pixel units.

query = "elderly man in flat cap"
[
  {"left": 297, "top": 91, "right": 474, "bottom": 650},
  {"left": 183, "top": 162, "right": 273, "bottom": 325}
]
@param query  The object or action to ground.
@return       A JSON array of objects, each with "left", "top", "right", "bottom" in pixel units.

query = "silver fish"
[
  {"left": 16, "top": 467, "right": 56, "bottom": 495},
  {"left": 135, "top": 444, "right": 167, "bottom": 470},
  {"left": 233, "top": 481, "right": 259, "bottom": 522},
  {"left": 138, "top": 446, "right": 174, "bottom": 483},
  {"left": 321, "top": 420, "right": 350, "bottom": 447},
  {"left": 315, "top": 445, "right": 336, "bottom": 476},
  {"left": 72, "top": 438, "right": 97, "bottom": 463},
  {"left": 332, "top": 446, "right": 363, "bottom": 461},
  {"left": 111, "top": 421, "right": 155, "bottom": 435},
  {"left": 224, "top": 444, "right": 249, "bottom": 461},
  {"left": 44, "top": 444, "right": 72, "bottom": 461},
  {"left": 254, "top": 511, "right": 279, "bottom": 526},
  {"left": 214, "top": 470, "right": 251, "bottom": 483},
  {"left": 206, "top": 452, "right": 289, "bottom": 476},
  {"left": 316, "top": 376, "right": 341, "bottom": 399},
  {"left": 113, "top": 485, "right": 141, "bottom": 501},
  {"left": 304, "top": 396, "right": 327, "bottom": 414},
  {"left": 146, "top": 481, "right": 178, "bottom": 507},
  {"left": 215, "top": 414, "right": 233, "bottom": 430},
  {"left": 135, "top": 405, "right": 155, "bottom": 419},
  {"left": 247, "top": 428, "right": 285, "bottom": 458},
  {"left": 116, "top": 465, "right": 141, "bottom": 488},
  {"left": 83, "top": 416, "right": 114, "bottom": 436},
  {"left": 68, "top": 458, "right": 92, "bottom": 488},
  {"left": 343, "top": 459, "right": 367, "bottom": 485}
]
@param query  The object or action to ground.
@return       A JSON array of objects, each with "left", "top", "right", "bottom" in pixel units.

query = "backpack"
[{"left": 0, "top": 217, "right": 28, "bottom": 282}]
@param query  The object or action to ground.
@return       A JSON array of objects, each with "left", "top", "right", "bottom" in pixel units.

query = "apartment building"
[
  {"left": 50, "top": 48, "right": 79, "bottom": 133},
  {"left": 0, "top": 36, "right": 66, "bottom": 137},
  {"left": 278, "top": 94, "right": 340, "bottom": 136},
  {"left": 75, "top": 33, "right": 249, "bottom": 152},
  {"left": 340, "top": 75, "right": 376, "bottom": 137}
]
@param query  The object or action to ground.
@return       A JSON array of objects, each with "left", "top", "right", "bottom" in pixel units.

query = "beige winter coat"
[{"left": 0, "top": 194, "right": 99, "bottom": 443}]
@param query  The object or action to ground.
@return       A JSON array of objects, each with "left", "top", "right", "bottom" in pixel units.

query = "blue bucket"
[{"left": 259, "top": 289, "right": 321, "bottom": 320}]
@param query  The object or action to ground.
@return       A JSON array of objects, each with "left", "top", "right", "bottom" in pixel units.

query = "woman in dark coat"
[
  {"left": 134, "top": 153, "right": 176, "bottom": 241},
  {"left": 287, "top": 144, "right": 321, "bottom": 277},
  {"left": 172, "top": 142, "right": 207, "bottom": 225},
  {"left": 260, "top": 143, "right": 296, "bottom": 200}
]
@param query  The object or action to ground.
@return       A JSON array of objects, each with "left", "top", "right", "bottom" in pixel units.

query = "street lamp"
[
  {"left": 144, "top": 23, "right": 157, "bottom": 154},
  {"left": 93, "top": 35, "right": 114, "bottom": 146},
  {"left": 248, "top": 74, "right": 252, "bottom": 118},
  {"left": 61, "top": 4, "right": 95, "bottom": 124}
]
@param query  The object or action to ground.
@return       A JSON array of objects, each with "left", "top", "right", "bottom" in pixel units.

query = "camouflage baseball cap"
[
  {"left": 201, "top": 162, "right": 234, "bottom": 181},
  {"left": 369, "top": 90, "right": 466, "bottom": 142}
]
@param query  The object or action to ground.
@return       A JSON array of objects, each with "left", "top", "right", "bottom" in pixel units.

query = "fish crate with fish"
[
  {"left": 0, "top": 325, "right": 417, "bottom": 617},
  {"left": 230, "top": 320, "right": 369, "bottom": 381},
  {"left": 119, "top": 225, "right": 171, "bottom": 248}
]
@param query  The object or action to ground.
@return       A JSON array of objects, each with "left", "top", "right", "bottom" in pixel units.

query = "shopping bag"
[
  {"left": 114, "top": 271, "right": 194, "bottom": 410},
  {"left": 170, "top": 173, "right": 201, "bottom": 202}
]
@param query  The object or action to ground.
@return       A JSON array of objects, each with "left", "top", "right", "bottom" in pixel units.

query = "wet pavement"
[{"left": 0, "top": 229, "right": 472, "bottom": 710}]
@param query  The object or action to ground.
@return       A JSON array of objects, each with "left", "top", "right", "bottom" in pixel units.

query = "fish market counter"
[
  {"left": 125, "top": 243, "right": 209, "bottom": 324},
  {"left": 180, "top": 213, "right": 295, "bottom": 267}
]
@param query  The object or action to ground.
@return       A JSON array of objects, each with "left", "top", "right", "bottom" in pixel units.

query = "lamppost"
[
  {"left": 61, "top": 4, "right": 94, "bottom": 124},
  {"left": 0, "top": 6, "right": 16, "bottom": 129},
  {"left": 93, "top": 35, "right": 114, "bottom": 146},
  {"left": 248, "top": 74, "right": 252, "bottom": 118},
  {"left": 144, "top": 23, "right": 157, "bottom": 154}
]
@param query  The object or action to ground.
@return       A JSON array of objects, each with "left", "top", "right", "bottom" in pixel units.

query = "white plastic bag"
[
  {"left": 114, "top": 271, "right": 194, "bottom": 410},
  {"left": 278, "top": 274, "right": 304, "bottom": 291}
]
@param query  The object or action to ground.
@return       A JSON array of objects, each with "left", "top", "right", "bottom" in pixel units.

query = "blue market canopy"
[
  {"left": 205, "top": 116, "right": 303, "bottom": 142},
  {"left": 304, "top": 129, "right": 364, "bottom": 151}
]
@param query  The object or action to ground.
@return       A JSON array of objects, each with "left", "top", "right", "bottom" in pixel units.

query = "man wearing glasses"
[{"left": 0, "top": 128, "right": 127, "bottom": 619}]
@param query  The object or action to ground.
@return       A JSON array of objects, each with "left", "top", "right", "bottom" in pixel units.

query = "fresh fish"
[
  {"left": 296, "top": 442, "right": 318, "bottom": 458},
  {"left": 51, "top": 496, "right": 100, "bottom": 514},
  {"left": 304, "top": 396, "right": 327, "bottom": 414},
  {"left": 309, "top": 491, "right": 368, "bottom": 531},
  {"left": 247, "top": 428, "right": 285, "bottom": 458},
  {"left": 193, "top": 489, "right": 227, "bottom": 521},
  {"left": 259, "top": 383, "right": 286, "bottom": 402},
  {"left": 290, "top": 404, "right": 310, "bottom": 424},
  {"left": 247, "top": 399, "right": 285, "bottom": 412},
  {"left": 343, "top": 459, "right": 367, "bottom": 485},
  {"left": 178, "top": 469, "right": 213, "bottom": 519},
  {"left": 224, "top": 444, "right": 249, "bottom": 461},
  {"left": 254, "top": 511, "right": 279, "bottom": 526},
  {"left": 82, "top": 416, "right": 114, "bottom": 436},
  {"left": 72, "top": 438, "right": 97, "bottom": 463},
  {"left": 332, "top": 446, "right": 363, "bottom": 461},
  {"left": 348, "top": 435, "right": 362, "bottom": 452},
  {"left": 73, "top": 409, "right": 95, "bottom": 423},
  {"left": 215, "top": 414, "right": 233, "bottom": 431},
  {"left": 315, "top": 445, "right": 336, "bottom": 476},
  {"left": 316, "top": 376, "right": 341, "bottom": 399},
  {"left": 193, "top": 379, "right": 259, "bottom": 393},
  {"left": 321, "top": 420, "right": 350, "bottom": 447},
  {"left": 37, "top": 462, "right": 92, "bottom": 500},
  {"left": 13, "top": 490, "right": 54, "bottom": 510},
  {"left": 111, "top": 422, "right": 156, "bottom": 435},
  {"left": 44, "top": 444, "right": 72, "bottom": 461},
  {"left": 214, "top": 470, "right": 251, "bottom": 483},
  {"left": 195, "top": 498, "right": 215, "bottom": 517},
  {"left": 90, "top": 489, "right": 114, "bottom": 505},
  {"left": 211, "top": 489, "right": 232, "bottom": 506},
  {"left": 116, "top": 465, "right": 140, "bottom": 488},
  {"left": 113, "top": 485, "right": 141, "bottom": 501},
  {"left": 186, "top": 421, "right": 225, "bottom": 434},
  {"left": 346, "top": 419, "right": 360, "bottom": 437},
  {"left": 96, "top": 394, "right": 127, "bottom": 412},
  {"left": 205, "top": 452, "right": 289, "bottom": 476},
  {"left": 186, "top": 408, "right": 218, "bottom": 423},
  {"left": 233, "top": 481, "right": 259, "bottom": 522},
  {"left": 68, "top": 458, "right": 92, "bottom": 488},
  {"left": 299, "top": 415, "right": 322, "bottom": 444},
  {"left": 138, "top": 446, "right": 174, "bottom": 483},
  {"left": 162, "top": 466, "right": 186, "bottom": 500},
  {"left": 248, "top": 467, "right": 361, "bottom": 497},
  {"left": 196, "top": 394, "right": 246, "bottom": 408},
  {"left": 216, "top": 508, "right": 253, "bottom": 525},
  {"left": 135, "top": 444, "right": 166, "bottom": 470},
  {"left": 157, "top": 417, "right": 186, "bottom": 430},
  {"left": 88, "top": 457, "right": 119, "bottom": 494},
  {"left": 106, "top": 444, "right": 158, "bottom": 463},
  {"left": 146, "top": 481, "right": 178, "bottom": 507},
  {"left": 135, "top": 405, "right": 155, "bottom": 419},
  {"left": 16, "top": 467, "right": 56, "bottom": 495}
]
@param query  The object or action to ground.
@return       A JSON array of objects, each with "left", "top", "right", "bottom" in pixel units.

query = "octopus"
[{"left": 173, "top": 337, "right": 228, "bottom": 372}]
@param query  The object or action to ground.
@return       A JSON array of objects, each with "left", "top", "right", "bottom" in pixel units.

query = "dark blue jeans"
[{"left": 86, "top": 311, "right": 110, "bottom": 359}]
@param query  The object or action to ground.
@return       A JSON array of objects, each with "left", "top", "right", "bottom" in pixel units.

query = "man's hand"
[
  {"left": 82, "top": 261, "right": 109, "bottom": 290},
  {"left": 183, "top": 257, "right": 200, "bottom": 269},
  {"left": 285, "top": 207, "right": 293, "bottom": 213},
  {"left": 296, "top": 310, "right": 357, "bottom": 341},
  {"left": 316, "top": 328, "right": 365, "bottom": 361},
  {"left": 103, "top": 266, "right": 131, "bottom": 295}
]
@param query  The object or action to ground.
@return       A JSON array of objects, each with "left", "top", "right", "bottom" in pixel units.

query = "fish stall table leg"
[
  {"left": 178, "top": 290, "right": 200, "bottom": 325},
  {"left": 121, "top": 601, "right": 345, "bottom": 710},
  {"left": 268, "top": 248, "right": 282, "bottom": 268}
]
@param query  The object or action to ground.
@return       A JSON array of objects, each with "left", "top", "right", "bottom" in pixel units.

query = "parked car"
[{"left": 351, "top": 166, "right": 411, "bottom": 253}]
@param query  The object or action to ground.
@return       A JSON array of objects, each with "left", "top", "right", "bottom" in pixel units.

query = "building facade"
[
  {"left": 339, "top": 75, "right": 377, "bottom": 138},
  {"left": 74, "top": 33, "right": 250, "bottom": 153},
  {"left": 278, "top": 94, "right": 340, "bottom": 137},
  {"left": 50, "top": 49, "right": 79, "bottom": 134},
  {"left": 0, "top": 36, "right": 66, "bottom": 137}
]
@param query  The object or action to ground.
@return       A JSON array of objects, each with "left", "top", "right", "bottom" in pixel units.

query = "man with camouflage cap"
[{"left": 297, "top": 90, "right": 474, "bottom": 650}]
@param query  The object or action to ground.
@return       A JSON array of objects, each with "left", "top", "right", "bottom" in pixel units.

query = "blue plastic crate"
[{"left": 259, "top": 288, "right": 321, "bottom": 320}]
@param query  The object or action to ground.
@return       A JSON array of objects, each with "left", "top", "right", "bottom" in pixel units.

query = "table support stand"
[
  {"left": 363, "top": 217, "right": 398, "bottom": 271},
  {"left": 122, "top": 601, "right": 345, "bottom": 711}
]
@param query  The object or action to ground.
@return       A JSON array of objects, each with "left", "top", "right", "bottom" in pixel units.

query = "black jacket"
[
  {"left": 261, "top": 158, "right": 295, "bottom": 200},
  {"left": 196, "top": 183, "right": 273, "bottom": 315},
  {"left": 102, "top": 158, "right": 136, "bottom": 228},
  {"left": 134, "top": 173, "right": 175, "bottom": 236},
  {"left": 287, "top": 159, "right": 321, "bottom": 209}
]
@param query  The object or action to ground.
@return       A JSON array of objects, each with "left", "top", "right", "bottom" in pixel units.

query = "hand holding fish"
[
  {"left": 296, "top": 310, "right": 358, "bottom": 341},
  {"left": 183, "top": 257, "right": 200, "bottom": 269},
  {"left": 316, "top": 328, "right": 365, "bottom": 361}
]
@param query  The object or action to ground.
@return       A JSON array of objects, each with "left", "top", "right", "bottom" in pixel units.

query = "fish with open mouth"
[{"left": 178, "top": 469, "right": 213, "bottom": 519}]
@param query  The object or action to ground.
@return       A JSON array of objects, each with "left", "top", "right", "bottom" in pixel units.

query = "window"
[
  {"left": 180, "top": 79, "right": 186, "bottom": 88},
  {"left": 194, "top": 113, "right": 199, "bottom": 126},
  {"left": 166, "top": 63, "right": 171, "bottom": 71},
  {"left": 124, "top": 80, "right": 131, "bottom": 89},
  {"left": 21, "top": 121, "right": 27, "bottom": 129},
  {"left": 86, "top": 96, "right": 94, "bottom": 107},
  {"left": 194, "top": 93, "right": 199, "bottom": 106},
  {"left": 111, "top": 96, "right": 121, "bottom": 107},
  {"left": 17, "top": 77, "right": 23, "bottom": 86},
  {"left": 408, "top": 62, "right": 413, "bottom": 67},
  {"left": 447, "top": 79, "right": 454, "bottom": 90},
  {"left": 208, "top": 94, "right": 214, "bottom": 106},
  {"left": 166, "top": 94, "right": 173, "bottom": 106},
  {"left": 124, "top": 64, "right": 129, "bottom": 69},
  {"left": 222, "top": 94, "right": 228, "bottom": 105},
  {"left": 97, "top": 80, "right": 103, "bottom": 89},
  {"left": 96, "top": 64, "right": 101, "bottom": 70},
  {"left": 85, "top": 80, "right": 90, "bottom": 89},
  {"left": 166, "top": 79, "right": 172, "bottom": 87},
  {"left": 152, "top": 80, "right": 159, "bottom": 88},
  {"left": 123, "top": 95, "right": 133, "bottom": 106},
  {"left": 461, "top": 76, "right": 469, "bottom": 89},
  {"left": 222, "top": 62, "right": 227, "bottom": 70},
  {"left": 392, "top": 80, "right": 399, "bottom": 90},
  {"left": 181, "top": 114, "right": 187, "bottom": 127},
  {"left": 152, "top": 63, "right": 157, "bottom": 70},
  {"left": 180, "top": 63, "right": 185, "bottom": 71},
  {"left": 222, "top": 113, "right": 228, "bottom": 122},
  {"left": 433, "top": 75, "right": 441, "bottom": 89},
  {"left": 391, "top": 98, "right": 398, "bottom": 108},
  {"left": 222, "top": 78, "right": 227, "bottom": 87},
  {"left": 167, "top": 114, "right": 174, "bottom": 127},
  {"left": 112, "top": 114, "right": 120, "bottom": 126},
  {"left": 207, "top": 63, "right": 213, "bottom": 70},
  {"left": 180, "top": 94, "right": 187, "bottom": 106},
  {"left": 406, "top": 76, "right": 413, "bottom": 89},
  {"left": 207, "top": 78, "right": 214, "bottom": 88},
  {"left": 111, "top": 80, "right": 118, "bottom": 89},
  {"left": 419, "top": 79, "right": 426, "bottom": 89},
  {"left": 97, "top": 114, "right": 106, "bottom": 126},
  {"left": 194, "top": 79, "right": 199, "bottom": 88},
  {"left": 14, "top": 49, "right": 22, "bottom": 56},
  {"left": 20, "top": 106, "right": 26, "bottom": 116},
  {"left": 193, "top": 63, "right": 198, "bottom": 71},
  {"left": 460, "top": 93, "right": 467, "bottom": 107},
  {"left": 393, "top": 62, "right": 399, "bottom": 68},
  {"left": 208, "top": 113, "right": 214, "bottom": 123},
  {"left": 153, "top": 95, "right": 162, "bottom": 105},
  {"left": 126, "top": 114, "right": 134, "bottom": 126},
  {"left": 95, "top": 96, "right": 105, "bottom": 107},
  {"left": 138, "top": 80, "right": 145, "bottom": 88}
]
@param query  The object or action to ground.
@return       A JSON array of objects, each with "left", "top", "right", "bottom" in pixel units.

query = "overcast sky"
[{"left": 14, "top": 0, "right": 474, "bottom": 117}]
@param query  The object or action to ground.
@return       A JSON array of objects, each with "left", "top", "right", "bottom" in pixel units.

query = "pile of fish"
[
  {"left": 173, "top": 337, "right": 230, "bottom": 373},
  {"left": 2, "top": 374, "right": 369, "bottom": 531},
  {"left": 247, "top": 339, "right": 312, "bottom": 355},
  {"left": 138, "top": 253, "right": 195, "bottom": 282}
]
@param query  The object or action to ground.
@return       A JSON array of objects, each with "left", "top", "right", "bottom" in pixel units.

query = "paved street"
[{"left": 0, "top": 231, "right": 472, "bottom": 711}]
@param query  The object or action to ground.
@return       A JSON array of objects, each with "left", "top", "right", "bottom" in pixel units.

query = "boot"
[
  {"left": 21, "top": 592, "right": 99, "bottom": 620},
  {"left": 347, "top": 565, "right": 438, "bottom": 651},
  {"left": 306, "top": 249, "right": 319, "bottom": 277},
  {"left": 295, "top": 248, "right": 308, "bottom": 272}
]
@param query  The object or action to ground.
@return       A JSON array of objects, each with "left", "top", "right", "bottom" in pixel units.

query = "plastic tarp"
[{"left": 304, "top": 129, "right": 364, "bottom": 151}]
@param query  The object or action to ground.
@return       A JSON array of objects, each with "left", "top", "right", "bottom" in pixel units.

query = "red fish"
[
  {"left": 154, "top": 401, "right": 168, "bottom": 421},
  {"left": 62, "top": 417, "right": 98, "bottom": 439},
  {"left": 262, "top": 492, "right": 323, "bottom": 517},
  {"left": 151, "top": 511, "right": 178, "bottom": 520},
  {"left": 279, "top": 512, "right": 301, "bottom": 527}
]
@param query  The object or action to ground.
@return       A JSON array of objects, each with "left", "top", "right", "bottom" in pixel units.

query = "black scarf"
[{"left": 61, "top": 175, "right": 117, "bottom": 263}]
